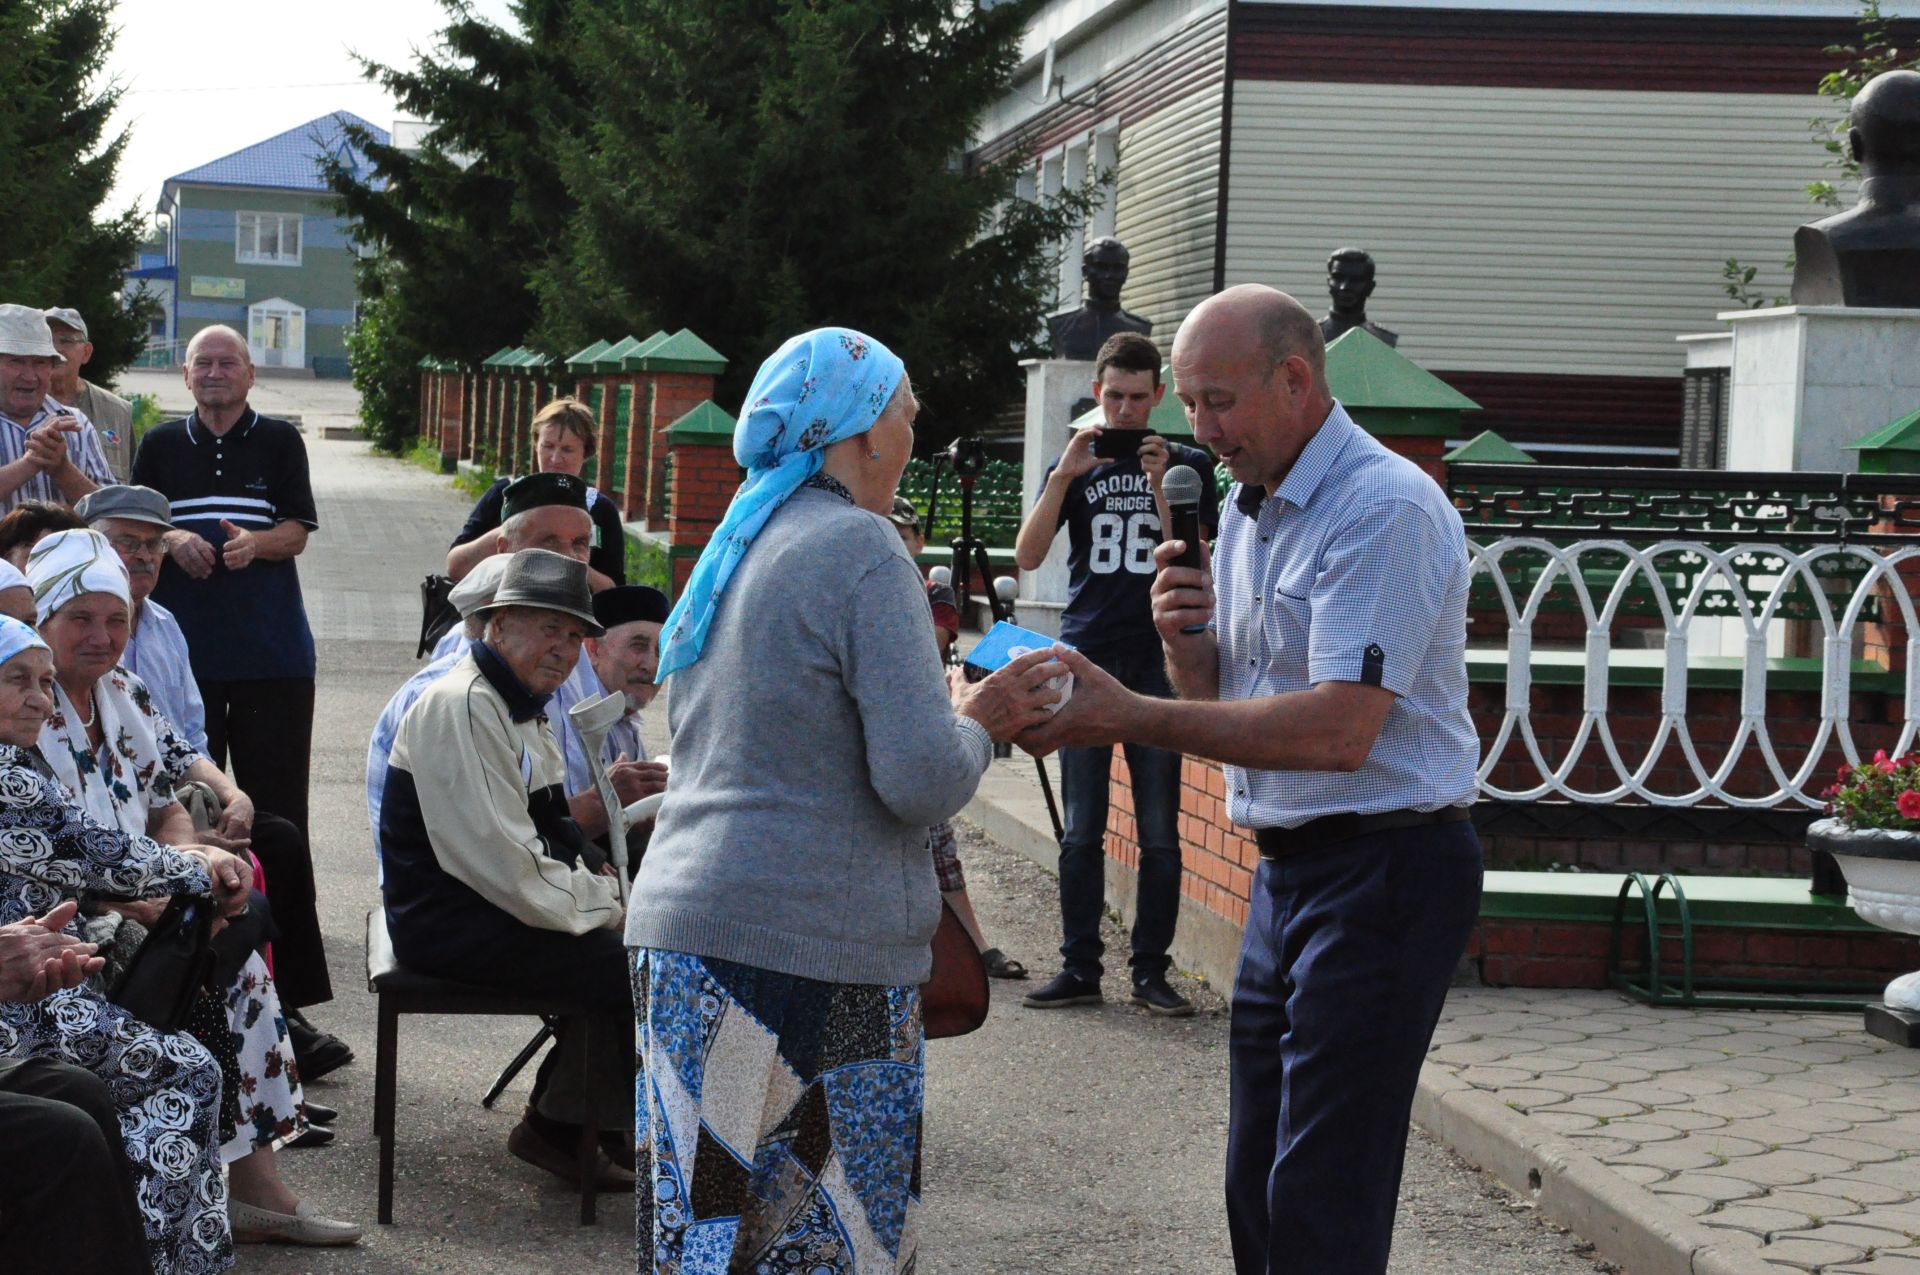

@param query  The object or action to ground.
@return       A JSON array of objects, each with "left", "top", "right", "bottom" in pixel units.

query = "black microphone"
[{"left": 1160, "top": 464, "right": 1209, "bottom": 635}]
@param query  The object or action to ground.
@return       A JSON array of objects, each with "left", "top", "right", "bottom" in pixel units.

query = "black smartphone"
[{"left": 1091, "top": 428, "right": 1148, "bottom": 461}]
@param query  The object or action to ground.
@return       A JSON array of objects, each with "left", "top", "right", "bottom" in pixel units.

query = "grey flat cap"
[
  {"left": 42, "top": 307, "right": 86, "bottom": 340},
  {"left": 76, "top": 485, "right": 173, "bottom": 529},
  {"left": 0, "top": 304, "right": 61, "bottom": 361},
  {"left": 474, "top": 548, "right": 604, "bottom": 635}
]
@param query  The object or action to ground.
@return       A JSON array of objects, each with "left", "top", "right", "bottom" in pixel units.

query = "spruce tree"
[
  {"left": 0, "top": 0, "right": 158, "bottom": 383},
  {"left": 541, "top": 0, "right": 1090, "bottom": 445}
]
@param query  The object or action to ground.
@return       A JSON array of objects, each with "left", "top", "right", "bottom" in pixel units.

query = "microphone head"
[
  {"left": 993, "top": 575, "right": 1018, "bottom": 602},
  {"left": 1162, "top": 464, "right": 1203, "bottom": 507},
  {"left": 928, "top": 565, "right": 952, "bottom": 586}
]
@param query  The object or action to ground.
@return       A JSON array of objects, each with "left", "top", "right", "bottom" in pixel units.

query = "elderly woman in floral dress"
[
  {"left": 25, "top": 529, "right": 360, "bottom": 1247},
  {"left": 0, "top": 612, "right": 252, "bottom": 1274}
]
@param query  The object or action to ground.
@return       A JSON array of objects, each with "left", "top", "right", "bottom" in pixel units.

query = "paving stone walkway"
[{"left": 1431, "top": 989, "right": 1920, "bottom": 1272}]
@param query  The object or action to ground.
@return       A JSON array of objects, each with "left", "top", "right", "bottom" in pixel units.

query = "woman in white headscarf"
[
  {"left": 0, "top": 612, "right": 250, "bottom": 1274},
  {"left": 26, "top": 530, "right": 360, "bottom": 1248}
]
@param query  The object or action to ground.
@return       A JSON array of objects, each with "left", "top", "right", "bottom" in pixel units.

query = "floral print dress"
[
  {"left": 0, "top": 745, "right": 232, "bottom": 1274},
  {"left": 42, "top": 669, "right": 306, "bottom": 1162}
]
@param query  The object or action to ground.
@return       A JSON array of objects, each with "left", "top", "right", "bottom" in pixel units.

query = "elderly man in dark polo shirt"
[
  {"left": 129, "top": 327, "right": 340, "bottom": 1069},
  {"left": 132, "top": 325, "right": 318, "bottom": 827}
]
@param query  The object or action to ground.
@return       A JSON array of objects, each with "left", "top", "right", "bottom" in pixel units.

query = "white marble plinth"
[
  {"left": 1721, "top": 305, "right": 1920, "bottom": 473},
  {"left": 1018, "top": 358, "right": 1095, "bottom": 613}
]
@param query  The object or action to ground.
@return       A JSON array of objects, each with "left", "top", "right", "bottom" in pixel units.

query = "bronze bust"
[
  {"left": 1048, "top": 236, "right": 1152, "bottom": 360},
  {"left": 1792, "top": 70, "right": 1920, "bottom": 309},
  {"left": 1318, "top": 247, "right": 1398, "bottom": 347}
]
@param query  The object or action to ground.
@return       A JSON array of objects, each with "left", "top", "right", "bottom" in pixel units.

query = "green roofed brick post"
[
  {"left": 1443, "top": 430, "right": 1535, "bottom": 465},
  {"left": 1849, "top": 410, "right": 1920, "bottom": 675},
  {"left": 565, "top": 340, "right": 613, "bottom": 488},
  {"left": 416, "top": 357, "right": 435, "bottom": 448},
  {"left": 1323, "top": 327, "right": 1480, "bottom": 483},
  {"left": 633, "top": 331, "right": 728, "bottom": 527},
  {"left": 665, "top": 400, "right": 741, "bottom": 595},
  {"left": 438, "top": 363, "right": 464, "bottom": 464},
  {"left": 480, "top": 347, "right": 515, "bottom": 476},
  {"left": 596, "top": 333, "right": 663, "bottom": 518}
]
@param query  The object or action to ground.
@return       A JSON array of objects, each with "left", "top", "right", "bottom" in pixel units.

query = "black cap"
[
  {"left": 501, "top": 472, "right": 589, "bottom": 520},
  {"left": 593, "top": 585, "right": 669, "bottom": 630},
  {"left": 887, "top": 495, "right": 920, "bottom": 530}
]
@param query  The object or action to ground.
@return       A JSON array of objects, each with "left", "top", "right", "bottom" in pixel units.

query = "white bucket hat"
[{"left": 0, "top": 304, "right": 62, "bottom": 361}]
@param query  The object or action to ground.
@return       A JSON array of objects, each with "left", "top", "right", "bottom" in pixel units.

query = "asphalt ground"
[{"left": 236, "top": 429, "right": 1611, "bottom": 1273}]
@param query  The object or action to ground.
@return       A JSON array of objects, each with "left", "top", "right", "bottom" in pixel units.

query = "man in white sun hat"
[{"left": 0, "top": 303, "right": 114, "bottom": 513}]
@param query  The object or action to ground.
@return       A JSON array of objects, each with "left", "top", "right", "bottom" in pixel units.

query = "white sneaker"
[{"left": 230, "top": 1198, "right": 364, "bottom": 1246}]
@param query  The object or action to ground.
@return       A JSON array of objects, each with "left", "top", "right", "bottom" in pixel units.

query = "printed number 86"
[{"left": 1088, "top": 512, "right": 1159, "bottom": 575}]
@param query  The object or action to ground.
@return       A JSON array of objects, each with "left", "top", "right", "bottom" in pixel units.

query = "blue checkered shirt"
[
  {"left": 1213, "top": 401, "right": 1478, "bottom": 829},
  {"left": 0, "top": 396, "right": 115, "bottom": 511}
]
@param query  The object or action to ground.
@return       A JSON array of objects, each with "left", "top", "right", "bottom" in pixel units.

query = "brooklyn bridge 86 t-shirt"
[{"left": 1041, "top": 442, "right": 1217, "bottom": 652}]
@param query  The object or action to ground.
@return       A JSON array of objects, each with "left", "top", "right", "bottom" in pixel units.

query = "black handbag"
[
  {"left": 108, "top": 894, "right": 216, "bottom": 1033},
  {"left": 417, "top": 573, "right": 459, "bottom": 658}
]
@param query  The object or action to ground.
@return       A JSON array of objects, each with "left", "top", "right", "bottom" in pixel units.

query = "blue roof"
[{"left": 160, "top": 111, "right": 388, "bottom": 209}]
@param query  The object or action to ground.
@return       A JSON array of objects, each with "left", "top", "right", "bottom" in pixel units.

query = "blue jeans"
[
  {"left": 1056, "top": 643, "right": 1183, "bottom": 982},
  {"left": 1225, "top": 820, "right": 1482, "bottom": 1274}
]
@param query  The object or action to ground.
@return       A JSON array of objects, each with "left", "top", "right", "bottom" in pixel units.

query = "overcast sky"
[{"left": 105, "top": 0, "right": 517, "bottom": 218}]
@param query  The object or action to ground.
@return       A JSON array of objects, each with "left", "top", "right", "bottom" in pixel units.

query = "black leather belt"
[{"left": 1255, "top": 806, "right": 1473, "bottom": 859}]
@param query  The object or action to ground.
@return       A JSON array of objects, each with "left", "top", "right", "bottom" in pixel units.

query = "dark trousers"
[
  {"left": 201, "top": 676, "right": 314, "bottom": 835},
  {"left": 1057, "top": 643, "right": 1182, "bottom": 981},
  {"left": 403, "top": 917, "right": 635, "bottom": 1131},
  {"left": 249, "top": 810, "right": 331, "bottom": 1007},
  {"left": 1225, "top": 821, "right": 1482, "bottom": 1275},
  {"left": 0, "top": 1056, "right": 153, "bottom": 1275}
]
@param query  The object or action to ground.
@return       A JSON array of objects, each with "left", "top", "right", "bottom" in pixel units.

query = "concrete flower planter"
[{"left": 1807, "top": 818, "right": 1920, "bottom": 1043}]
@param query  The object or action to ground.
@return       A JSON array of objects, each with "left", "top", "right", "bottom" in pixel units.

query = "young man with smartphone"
[{"left": 1013, "top": 331, "right": 1218, "bottom": 1014}]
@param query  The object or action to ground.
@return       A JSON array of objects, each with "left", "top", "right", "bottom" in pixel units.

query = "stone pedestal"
[
  {"left": 1016, "top": 358, "right": 1095, "bottom": 638},
  {"left": 1721, "top": 305, "right": 1920, "bottom": 473}
]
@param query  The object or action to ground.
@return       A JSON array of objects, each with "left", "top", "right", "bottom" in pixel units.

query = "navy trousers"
[
  {"left": 1057, "top": 642, "right": 1183, "bottom": 981},
  {"left": 1225, "top": 820, "right": 1482, "bottom": 1275}
]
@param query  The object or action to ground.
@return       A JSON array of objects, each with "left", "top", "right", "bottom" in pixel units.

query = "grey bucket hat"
[
  {"left": 0, "top": 304, "right": 62, "bottom": 361},
  {"left": 473, "top": 548, "right": 604, "bottom": 635}
]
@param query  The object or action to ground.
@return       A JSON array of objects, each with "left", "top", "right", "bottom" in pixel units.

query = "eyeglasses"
[
  {"left": 51, "top": 335, "right": 87, "bottom": 348},
  {"left": 108, "top": 534, "right": 167, "bottom": 557}
]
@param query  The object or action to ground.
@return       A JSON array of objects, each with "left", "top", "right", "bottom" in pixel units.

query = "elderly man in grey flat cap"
[
  {"left": 0, "top": 304, "right": 114, "bottom": 513},
  {"left": 44, "top": 308, "right": 133, "bottom": 483}
]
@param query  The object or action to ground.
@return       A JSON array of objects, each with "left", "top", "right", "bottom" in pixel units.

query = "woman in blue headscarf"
[{"left": 629, "top": 329, "right": 1063, "bottom": 1274}]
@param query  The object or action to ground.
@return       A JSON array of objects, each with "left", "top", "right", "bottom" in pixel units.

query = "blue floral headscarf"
[
  {"left": 0, "top": 615, "right": 49, "bottom": 668},
  {"left": 655, "top": 327, "right": 905, "bottom": 681}
]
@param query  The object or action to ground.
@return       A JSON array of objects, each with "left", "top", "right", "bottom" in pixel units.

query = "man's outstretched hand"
[{"left": 1015, "top": 646, "right": 1141, "bottom": 757}]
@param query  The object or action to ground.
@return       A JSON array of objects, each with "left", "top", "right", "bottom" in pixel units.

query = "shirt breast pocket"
[{"left": 1259, "top": 585, "right": 1313, "bottom": 687}]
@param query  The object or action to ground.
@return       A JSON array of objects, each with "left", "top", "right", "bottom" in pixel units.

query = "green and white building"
[{"left": 156, "top": 112, "right": 386, "bottom": 378}]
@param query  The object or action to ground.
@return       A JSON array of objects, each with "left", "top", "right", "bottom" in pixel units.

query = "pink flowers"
[
  {"left": 1899, "top": 791, "right": 1920, "bottom": 820},
  {"left": 1828, "top": 750, "right": 1920, "bottom": 829}
]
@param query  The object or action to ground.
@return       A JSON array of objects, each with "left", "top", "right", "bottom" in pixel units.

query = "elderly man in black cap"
[
  {"left": 75, "top": 483, "right": 349, "bottom": 1080},
  {"left": 550, "top": 584, "right": 670, "bottom": 825},
  {"left": 378, "top": 548, "right": 636, "bottom": 1189},
  {"left": 449, "top": 470, "right": 618, "bottom": 592}
]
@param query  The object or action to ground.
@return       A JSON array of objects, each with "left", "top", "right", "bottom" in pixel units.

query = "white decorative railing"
[{"left": 1469, "top": 538, "right": 1920, "bottom": 810}]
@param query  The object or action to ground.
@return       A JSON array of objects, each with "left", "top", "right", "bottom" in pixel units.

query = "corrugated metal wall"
[
  {"left": 1112, "top": 68, "right": 1225, "bottom": 347},
  {"left": 1223, "top": 80, "right": 1826, "bottom": 378}
]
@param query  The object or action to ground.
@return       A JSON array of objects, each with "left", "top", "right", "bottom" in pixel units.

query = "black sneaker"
[
  {"left": 1131, "top": 976, "right": 1195, "bottom": 1017},
  {"left": 1022, "top": 970, "right": 1103, "bottom": 1009}
]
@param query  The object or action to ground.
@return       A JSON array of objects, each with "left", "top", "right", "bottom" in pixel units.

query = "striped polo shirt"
[
  {"left": 1213, "top": 401, "right": 1479, "bottom": 829},
  {"left": 0, "top": 395, "right": 115, "bottom": 512},
  {"left": 131, "top": 408, "right": 319, "bottom": 682}
]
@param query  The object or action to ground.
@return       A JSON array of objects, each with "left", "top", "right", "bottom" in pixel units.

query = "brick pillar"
[
  {"left": 617, "top": 371, "right": 657, "bottom": 521},
  {"left": 438, "top": 370, "right": 463, "bottom": 459},
  {"left": 1376, "top": 434, "right": 1448, "bottom": 485},
  {"left": 417, "top": 362, "right": 434, "bottom": 444},
  {"left": 664, "top": 403, "right": 741, "bottom": 594},
  {"left": 646, "top": 373, "right": 718, "bottom": 524}
]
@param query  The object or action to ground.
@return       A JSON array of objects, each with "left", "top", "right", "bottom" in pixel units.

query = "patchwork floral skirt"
[{"left": 631, "top": 947, "right": 925, "bottom": 1275}]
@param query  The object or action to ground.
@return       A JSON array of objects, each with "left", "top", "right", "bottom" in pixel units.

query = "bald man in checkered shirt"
[{"left": 1021, "top": 285, "right": 1481, "bottom": 1275}]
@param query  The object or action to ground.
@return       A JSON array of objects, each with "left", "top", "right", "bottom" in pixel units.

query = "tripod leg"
[
  {"left": 972, "top": 543, "right": 1010, "bottom": 624},
  {"left": 482, "top": 1020, "right": 556, "bottom": 1109},
  {"left": 1035, "top": 756, "right": 1064, "bottom": 841}
]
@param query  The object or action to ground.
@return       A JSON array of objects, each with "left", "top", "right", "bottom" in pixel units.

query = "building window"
[{"left": 236, "top": 211, "right": 302, "bottom": 266}]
